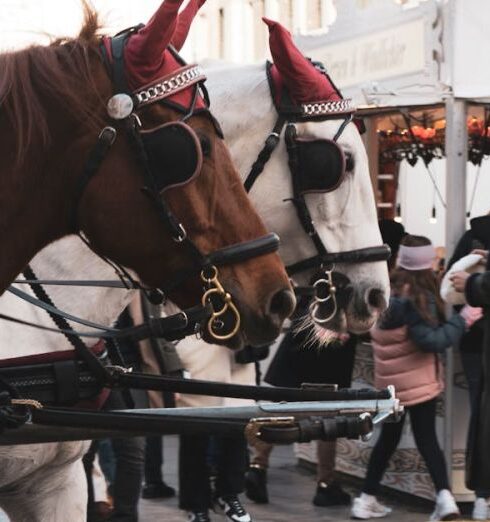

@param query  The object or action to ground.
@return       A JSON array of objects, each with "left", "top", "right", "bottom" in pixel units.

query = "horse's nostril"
[
  {"left": 367, "top": 288, "right": 387, "bottom": 311},
  {"left": 267, "top": 288, "right": 296, "bottom": 322}
]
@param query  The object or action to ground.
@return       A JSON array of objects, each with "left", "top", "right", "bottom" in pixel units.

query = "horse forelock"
[{"left": 0, "top": 1, "right": 104, "bottom": 166}]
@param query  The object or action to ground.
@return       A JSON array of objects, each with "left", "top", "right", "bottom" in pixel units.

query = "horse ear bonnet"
[
  {"left": 119, "top": 0, "right": 208, "bottom": 112},
  {"left": 263, "top": 18, "right": 363, "bottom": 132}
]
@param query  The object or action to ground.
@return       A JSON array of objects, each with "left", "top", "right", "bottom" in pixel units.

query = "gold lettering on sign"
[{"left": 310, "top": 19, "right": 426, "bottom": 87}]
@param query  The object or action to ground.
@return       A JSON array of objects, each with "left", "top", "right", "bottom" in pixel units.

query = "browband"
[{"left": 134, "top": 64, "right": 206, "bottom": 108}]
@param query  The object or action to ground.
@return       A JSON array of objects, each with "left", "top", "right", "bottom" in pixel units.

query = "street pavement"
[{"left": 140, "top": 436, "right": 473, "bottom": 522}]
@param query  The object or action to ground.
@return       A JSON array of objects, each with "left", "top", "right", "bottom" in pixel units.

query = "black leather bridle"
[
  {"left": 69, "top": 29, "right": 283, "bottom": 341},
  {"left": 1, "top": 33, "right": 284, "bottom": 347},
  {"left": 0, "top": 52, "right": 397, "bottom": 441},
  {"left": 243, "top": 61, "right": 390, "bottom": 324}
]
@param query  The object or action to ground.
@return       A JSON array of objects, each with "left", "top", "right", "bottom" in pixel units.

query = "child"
[{"left": 352, "top": 235, "right": 481, "bottom": 521}]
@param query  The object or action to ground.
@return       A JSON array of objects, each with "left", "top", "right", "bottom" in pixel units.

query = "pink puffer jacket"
[{"left": 371, "top": 324, "right": 443, "bottom": 407}]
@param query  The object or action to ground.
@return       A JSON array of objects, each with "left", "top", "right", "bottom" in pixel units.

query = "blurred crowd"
[{"left": 84, "top": 213, "right": 490, "bottom": 522}]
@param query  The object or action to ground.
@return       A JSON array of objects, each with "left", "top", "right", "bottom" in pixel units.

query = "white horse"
[{"left": 0, "top": 61, "right": 388, "bottom": 522}]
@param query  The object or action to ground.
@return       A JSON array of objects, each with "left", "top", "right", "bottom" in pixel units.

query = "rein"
[{"left": 244, "top": 61, "right": 390, "bottom": 324}]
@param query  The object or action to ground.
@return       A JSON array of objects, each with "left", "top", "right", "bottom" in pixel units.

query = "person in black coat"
[
  {"left": 245, "top": 299, "right": 355, "bottom": 508},
  {"left": 451, "top": 237, "right": 490, "bottom": 510}
]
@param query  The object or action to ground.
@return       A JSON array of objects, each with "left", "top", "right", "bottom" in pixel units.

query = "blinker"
[
  {"left": 286, "top": 124, "right": 347, "bottom": 195},
  {"left": 140, "top": 121, "right": 203, "bottom": 193}
]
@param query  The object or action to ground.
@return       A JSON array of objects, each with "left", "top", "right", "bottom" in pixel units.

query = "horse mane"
[{"left": 0, "top": 1, "right": 104, "bottom": 165}]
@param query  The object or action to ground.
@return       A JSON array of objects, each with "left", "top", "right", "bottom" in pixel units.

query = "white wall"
[
  {"left": 398, "top": 158, "right": 490, "bottom": 250},
  {"left": 0, "top": 0, "right": 164, "bottom": 50}
]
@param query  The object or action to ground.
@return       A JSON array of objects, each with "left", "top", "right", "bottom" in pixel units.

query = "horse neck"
[
  {"left": 0, "top": 237, "right": 136, "bottom": 358},
  {"left": 0, "top": 120, "right": 77, "bottom": 295}
]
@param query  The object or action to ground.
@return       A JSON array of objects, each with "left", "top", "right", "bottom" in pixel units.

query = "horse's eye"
[
  {"left": 199, "top": 135, "right": 212, "bottom": 157},
  {"left": 345, "top": 152, "right": 355, "bottom": 172}
]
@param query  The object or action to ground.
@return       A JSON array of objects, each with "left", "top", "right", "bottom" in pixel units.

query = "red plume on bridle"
[
  {"left": 263, "top": 17, "right": 343, "bottom": 106},
  {"left": 172, "top": 0, "right": 206, "bottom": 51}
]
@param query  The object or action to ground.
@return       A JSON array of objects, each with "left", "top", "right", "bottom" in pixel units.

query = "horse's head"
[
  {"left": 263, "top": 18, "right": 389, "bottom": 339},
  {"left": 59, "top": 2, "right": 295, "bottom": 347},
  {"left": 207, "top": 18, "right": 389, "bottom": 343}
]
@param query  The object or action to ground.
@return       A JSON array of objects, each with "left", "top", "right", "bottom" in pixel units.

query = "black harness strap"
[
  {"left": 21, "top": 266, "right": 135, "bottom": 406},
  {"left": 0, "top": 306, "right": 208, "bottom": 343},
  {"left": 109, "top": 30, "right": 136, "bottom": 95},
  {"left": 19, "top": 267, "right": 111, "bottom": 383},
  {"left": 285, "top": 123, "right": 328, "bottom": 258},
  {"left": 244, "top": 116, "right": 286, "bottom": 193},
  {"left": 72, "top": 127, "right": 117, "bottom": 232},
  {"left": 113, "top": 372, "right": 391, "bottom": 402},
  {"left": 53, "top": 361, "right": 80, "bottom": 405},
  {"left": 286, "top": 246, "right": 392, "bottom": 276}
]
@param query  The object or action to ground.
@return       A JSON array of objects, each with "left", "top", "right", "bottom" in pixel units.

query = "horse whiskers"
[{"left": 292, "top": 310, "right": 350, "bottom": 349}]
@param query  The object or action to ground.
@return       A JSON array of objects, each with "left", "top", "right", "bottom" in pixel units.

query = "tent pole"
[{"left": 444, "top": 96, "right": 467, "bottom": 487}]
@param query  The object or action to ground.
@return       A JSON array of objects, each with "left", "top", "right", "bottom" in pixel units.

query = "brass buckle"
[
  {"left": 200, "top": 265, "right": 241, "bottom": 341},
  {"left": 244, "top": 416, "right": 296, "bottom": 445}
]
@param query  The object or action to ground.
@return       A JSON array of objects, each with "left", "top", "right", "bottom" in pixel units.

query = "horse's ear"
[
  {"left": 263, "top": 17, "right": 341, "bottom": 104},
  {"left": 125, "top": 0, "right": 186, "bottom": 86},
  {"left": 172, "top": 0, "right": 206, "bottom": 51}
]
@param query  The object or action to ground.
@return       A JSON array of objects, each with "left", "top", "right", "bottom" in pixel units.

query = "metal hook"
[
  {"left": 309, "top": 267, "right": 338, "bottom": 324},
  {"left": 200, "top": 266, "right": 241, "bottom": 340}
]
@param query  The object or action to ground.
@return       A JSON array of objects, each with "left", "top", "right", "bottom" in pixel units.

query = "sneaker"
[
  {"left": 244, "top": 467, "right": 268, "bottom": 504},
  {"left": 429, "top": 489, "right": 460, "bottom": 521},
  {"left": 313, "top": 481, "right": 351, "bottom": 506},
  {"left": 216, "top": 495, "right": 252, "bottom": 522},
  {"left": 142, "top": 481, "right": 176, "bottom": 499},
  {"left": 187, "top": 511, "right": 211, "bottom": 522},
  {"left": 351, "top": 494, "right": 392, "bottom": 519},
  {"left": 473, "top": 497, "right": 489, "bottom": 520}
]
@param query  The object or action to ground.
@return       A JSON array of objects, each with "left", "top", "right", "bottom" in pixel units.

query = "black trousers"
[
  {"left": 179, "top": 434, "right": 247, "bottom": 511},
  {"left": 84, "top": 392, "right": 144, "bottom": 522},
  {"left": 363, "top": 398, "right": 450, "bottom": 495},
  {"left": 144, "top": 436, "right": 163, "bottom": 484},
  {"left": 460, "top": 351, "right": 490, "bottom": 498}
]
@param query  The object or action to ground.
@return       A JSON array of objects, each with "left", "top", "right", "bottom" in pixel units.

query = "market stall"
[{"left": 293, "top": 0, "right": 490, "bottom": 501}]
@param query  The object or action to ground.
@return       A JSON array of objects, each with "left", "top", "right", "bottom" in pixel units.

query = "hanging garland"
[{"left": 378, "top": 116, "right": 490, "bottom": 166}]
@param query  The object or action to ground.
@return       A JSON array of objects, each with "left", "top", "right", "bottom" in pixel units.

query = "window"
[
  {"left": 250, "top": 0, "right": 267, "bottom": 60},
  {"left": 306, "top": 0, "right": 322, "bottom": 32},
  {"left": 278, "top": 0, "right": 294, "bottom": 29},
  {"left": 218, "top": 7, "right": 225, "bottom": 59}
]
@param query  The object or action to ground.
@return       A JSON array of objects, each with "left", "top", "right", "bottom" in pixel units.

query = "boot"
[
  {"left": 244, "top": 466, "right": 268, "bottom": 504},
  {"left": 313, "top": 481, "right": 351, "bottom": 506}
]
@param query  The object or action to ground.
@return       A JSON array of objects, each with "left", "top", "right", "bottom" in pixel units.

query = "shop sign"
[{"left": 310, "top": 19, "right": 426, "bottom": 88}]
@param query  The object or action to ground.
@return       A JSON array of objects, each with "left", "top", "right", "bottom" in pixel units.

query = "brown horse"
[{"left": 0, "top": 1, "right": 295, "bottom": 348}]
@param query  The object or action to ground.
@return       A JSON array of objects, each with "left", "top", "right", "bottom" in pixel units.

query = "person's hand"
[
  {"left": 471, "top": 249, "right": 489, "bottom": 265},
  {"left": 460, "top": 305, "right": 483, "bottom": 328},
  {"left": 449, "top": 270, "right": 470, "bottom": 292}
]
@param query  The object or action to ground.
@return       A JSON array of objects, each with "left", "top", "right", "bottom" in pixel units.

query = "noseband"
[
  {"left": 72, "top": 30, "right": 280, "bottom": 341},
  {"left": 243, "top": 61, "right": 390, "bottom": 325}
]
